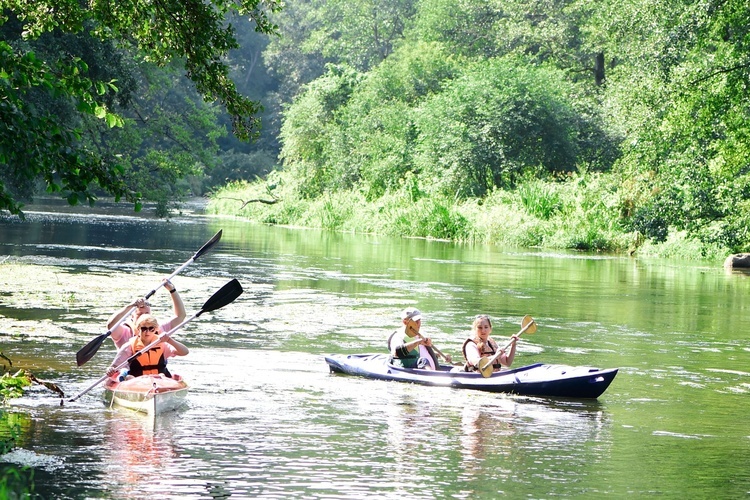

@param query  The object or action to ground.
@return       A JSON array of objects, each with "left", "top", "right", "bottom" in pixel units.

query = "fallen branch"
[
  {"left": 28, "top": 374, "right": 65, "bottom": 398},
  {"left": 1, "top": 361, "right": 66, "bottom": 403},
  {"left": 220, "top": 197, "right": 279, "bottom": 209}
]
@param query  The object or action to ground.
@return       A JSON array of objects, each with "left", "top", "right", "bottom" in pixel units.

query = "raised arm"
[
  {"left": 163, "top": 279, "right": 186, "bottom": 326},
  {"left": 107, "top": 300, "right": 138, "bottom": 330}
]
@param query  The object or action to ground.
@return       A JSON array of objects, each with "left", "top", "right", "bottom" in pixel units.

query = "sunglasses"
[{"left": 140, "top": 326, "right": 157, "bottom": 333}]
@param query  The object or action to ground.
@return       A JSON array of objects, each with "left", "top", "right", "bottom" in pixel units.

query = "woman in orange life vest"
[
  {"left": 462, "top": 315, "right": 519, "bottom": 372},
  {"left": 105, "top": 314, "right": 189, "bottom": 380}
]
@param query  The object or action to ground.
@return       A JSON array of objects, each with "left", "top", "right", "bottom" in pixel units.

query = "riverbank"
[{"left": 205, "top": 173, "right": 729, "bottom": 262}]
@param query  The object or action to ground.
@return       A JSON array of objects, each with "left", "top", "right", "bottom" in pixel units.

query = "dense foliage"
[
  {"left": 3, "top": 0, "right": 750, "bottom": 257},
  {"left": 254, "top": 0, "right": 750, "bottom": 258},
  {"left": 1, "top": 0, "right": 280, "bottom": 216}
]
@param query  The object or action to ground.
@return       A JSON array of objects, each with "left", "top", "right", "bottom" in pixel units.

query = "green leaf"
[{"left": 105, "top": 112, "right": 121, "bottom": 128}]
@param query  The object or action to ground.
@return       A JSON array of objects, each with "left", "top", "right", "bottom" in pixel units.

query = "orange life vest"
[{"left": 128, "top": 337, "right": 171, "bottom": 378}]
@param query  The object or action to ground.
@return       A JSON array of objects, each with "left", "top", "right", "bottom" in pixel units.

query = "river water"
[{"left": 0, "top": 199, "right": 748, "bottom": 498}]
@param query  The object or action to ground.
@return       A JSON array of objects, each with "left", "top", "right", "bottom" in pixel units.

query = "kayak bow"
[{"left": 103, "top": 374, "right": 189, "bottom": 415}]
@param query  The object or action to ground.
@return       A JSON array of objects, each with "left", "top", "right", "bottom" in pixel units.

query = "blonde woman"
[
  {"left": 462, "top": 315, "right": 519, "bottom": 372},
  {"left": 106, "top": 279, "right": 186, "bottom": 348},
  {"left": 106, "top": 314, "right": 189, "bottom": 379}
]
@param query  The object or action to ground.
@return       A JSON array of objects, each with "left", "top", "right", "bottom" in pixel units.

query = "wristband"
[{"left": 170, "top": 288, "right": 177, "bottom": 294}]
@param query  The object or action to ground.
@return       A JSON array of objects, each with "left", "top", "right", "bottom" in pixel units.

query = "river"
[{"left": 0, "top": 198, "right": 748, "bottom": 498}]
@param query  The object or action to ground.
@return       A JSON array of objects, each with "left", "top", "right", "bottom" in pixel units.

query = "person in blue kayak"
[
  {"left": 462, "top": 314, "right": 519, "bottom": 372},
  {"left": 387, "top": 308, "right": 440, "bottom": 370},
  {"left": 105, "top": 313, "right": 189, "bottom": 380},
  {"left": 106, "top": 279, "right": 186, "bottom": 349}
]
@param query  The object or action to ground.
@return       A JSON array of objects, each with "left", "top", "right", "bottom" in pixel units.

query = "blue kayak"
[{"left": 325, "top": 353, "right": 618, "bottom": 399}]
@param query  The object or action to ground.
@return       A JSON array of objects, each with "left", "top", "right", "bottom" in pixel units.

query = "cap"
[{"left": 401, "top": 308, "right": 422, "bottom": 321}]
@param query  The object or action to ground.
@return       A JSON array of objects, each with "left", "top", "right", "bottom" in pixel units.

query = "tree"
[
  {"left": 408, "top": 0, "right": 506, "bottom": 59},
  {"left": 413, "top": 57, "right": 581, "bottom": 198},
  {"left": 98, "top": 62, "right": 229, "bottom": 216},
  {"left": 0, "top": 0, "right": 281, "bottom": 216},
  {"left": 303, "top": 0, "right": 417, "bottom": 71},
  {"left": 604, "top": 0, "right": 750, "bottom": 251},
  {"left": 278, "top": 63, "right": 363, "bottom": 198},
  {"left": 329, "top": 41, "right": 462, "bottom": 199},
  {"left": 410, "top": 0, "right": 606, "bottom": 86}
]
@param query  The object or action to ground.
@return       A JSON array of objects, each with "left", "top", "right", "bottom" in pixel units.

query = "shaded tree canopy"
[{"left": 0, "top": 0, "right": 280, "bottom": 216}]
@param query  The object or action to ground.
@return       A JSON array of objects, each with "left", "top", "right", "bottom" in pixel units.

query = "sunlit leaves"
[
  {"left": 0, "top": 37, "right": 132, "bottom": 216},
  {"left": 278, "top": 44, "right": 605, "bottom": 202},
  {"left": 86, "top": 0, "right": 282, "bottom": 141},
  {"left": 104, "top": 111, "right": 121, "bottom": 128},
  {"left": 608, "top": 0, "right": 750, "bottom": 251},
  {"left": 414, "top": 57, "right": 583, "bottom": 198}
]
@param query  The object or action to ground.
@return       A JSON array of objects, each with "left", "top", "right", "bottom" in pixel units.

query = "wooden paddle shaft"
[
  {"left": 484, "top": 318, "right": 536, "bottom": 367},
  {"left": 407, "top": 324, "right": 452, "bottom": 363}
]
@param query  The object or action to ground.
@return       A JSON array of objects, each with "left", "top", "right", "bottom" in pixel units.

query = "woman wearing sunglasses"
[{"left": 106, "top": 314, "right": 189, "bottom": 380}]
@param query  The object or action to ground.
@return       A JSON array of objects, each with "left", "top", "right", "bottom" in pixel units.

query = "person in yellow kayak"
[
  {"left": 106, "top": 279, "right": 186, "bottom": 349},
  {"left": 105, "top": 314, "right": 189, "bottom": 380},
  {"left": 462, "top": 314, "right": 519, "bottom": 372},
  {"left": 387, "top": 308, "right": 440, "bottom": 370}
]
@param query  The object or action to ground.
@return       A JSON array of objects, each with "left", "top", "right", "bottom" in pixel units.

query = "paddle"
[
  {"left": 75, "top": 229, "right": 223, "bottom": 366},
  {"left": 477, "top": 315, "right": 536, "bottom": 378},
  {"left": 406, "top": 323, "right": 457, "bottom": 366},
  {"left": 69, "top": 278, "right": 243, "bottom": 402}
]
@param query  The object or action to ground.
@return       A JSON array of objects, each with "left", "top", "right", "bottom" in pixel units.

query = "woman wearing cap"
[
  {"left": 106, "top": 313, "right": 189, "bottom": 379},
  {"left": 106, "top": 279, "right": 186, "bottom": 349},
  {"left": 462, "top": 314, "right": 519, "bottom": 372},
  {"left": 387, "top": 308, "right": 440, "bottom": 370}
]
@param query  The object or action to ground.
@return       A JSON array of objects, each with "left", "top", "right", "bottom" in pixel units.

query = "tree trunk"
[{"left": 594, "top": 52, "right": 605, "bottom": 86}]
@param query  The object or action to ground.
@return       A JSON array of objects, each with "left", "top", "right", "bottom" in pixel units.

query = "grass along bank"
[{"left": 206, "top": 171, "right": 729, "bottom": 262}]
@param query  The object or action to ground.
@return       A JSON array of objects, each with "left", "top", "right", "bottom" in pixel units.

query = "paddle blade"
[
  {"left": 478, "top": 357, "right": 493, "bottom": 378},
  {"left": 194, "top": 230, "right": 223, "bottom": 260},
  {"left": 520, "top": 315, "right": 537, "bottom": 335},
  {"left": 75, "top": 332, "right": 110, "bottom": 366},
  {"left": 200, "top": 278, "right": 243, "bottom": 314}
]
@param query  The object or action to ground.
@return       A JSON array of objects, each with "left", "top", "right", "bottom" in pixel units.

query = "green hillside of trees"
[{"left": 3, "top": 0, "right": 750, "bottom": 258}]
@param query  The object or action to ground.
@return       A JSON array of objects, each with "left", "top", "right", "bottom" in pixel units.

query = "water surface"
[{"left": 1, "top": 199, "right": 749, "bottom": 498}]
